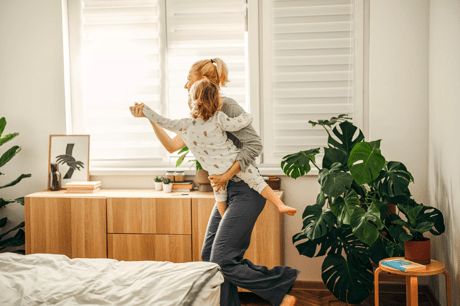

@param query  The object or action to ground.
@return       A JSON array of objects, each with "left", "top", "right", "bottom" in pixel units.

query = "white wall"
[
  {"left": 428, "top": 0, "right": 460, "bottom": 305},
  {"left": 369, "top": 0, "right": 430, "bottom": 207},
  {"left": 0, "top": 0, "right": 433, "bottom": 286},
  {"left": 0, "top": 0, "right": 67, "bottom": 245}
]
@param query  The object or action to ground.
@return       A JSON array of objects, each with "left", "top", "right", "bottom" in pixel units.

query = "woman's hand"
[
  {"left": 129, "top": 102, "right": 146, "bottom": 118},
  {"left": 208, "top": 173, "right": 231, "bottom": 192}
]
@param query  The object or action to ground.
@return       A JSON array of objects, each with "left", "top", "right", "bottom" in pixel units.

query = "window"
[
  {"left": 260, "top": 0, "right": 364, "bottom": 165},
  {"left": 66, "top": 0, "right": 363, "bottom": 172}
]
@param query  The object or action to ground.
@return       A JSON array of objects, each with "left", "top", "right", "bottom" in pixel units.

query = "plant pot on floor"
[
  {"left": 163, "top": 183, "right": 172, "bottom": 193},
  {"left": 195, "top": 169, "right": 213, "bottom": 192},
  {"left": 405, "top": 238, "right": 431, "bottom": 265},
  {"left": 154, "top": 182, "right": 163, "bottom": 191}
]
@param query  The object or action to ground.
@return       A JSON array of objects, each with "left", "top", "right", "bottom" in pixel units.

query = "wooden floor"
[{"left": 239, "top": 289, "right": 435, "bottom": 306}]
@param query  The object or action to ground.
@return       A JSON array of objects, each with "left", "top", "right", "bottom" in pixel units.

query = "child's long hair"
[{"left": 189, "top": 79, "right": 221, "bottom": 121}]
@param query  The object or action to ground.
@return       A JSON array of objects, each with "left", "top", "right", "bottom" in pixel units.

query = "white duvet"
[{"left": 0, "top": 253, "right": 224, "bottom": 306}]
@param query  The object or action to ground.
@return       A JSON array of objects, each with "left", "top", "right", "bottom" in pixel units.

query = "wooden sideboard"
[{"left": 25, "top": 189, "right": 284, "bottom": 271}]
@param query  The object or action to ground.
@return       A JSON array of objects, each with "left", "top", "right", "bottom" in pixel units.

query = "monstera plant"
[
  {"left": 282, "top": 115, "right": 445, "bottom": 304},
  {"left": 0, "top": 117, "right": 31, "bottom": 254}
]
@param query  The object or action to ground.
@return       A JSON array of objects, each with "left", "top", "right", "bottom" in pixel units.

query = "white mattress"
[{"left": 0, "top": 253, "right": 224, "bottom": 306}]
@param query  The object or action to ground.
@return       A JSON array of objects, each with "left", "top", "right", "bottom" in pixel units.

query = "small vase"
[
  {"left": 195, "top": 169, "right": 213, "bottom": 192},
  {"left": 154, "top": 182, "right": 163, "bottom": 191},
  {"left": 163, "top": 183, "right": 172, "bottom": 193},
  {"left": 49, "top": 163, "right": 61, "bottom": 191},
  {"left": 404, "top": 239, "right": 431, "bottom": 265}
]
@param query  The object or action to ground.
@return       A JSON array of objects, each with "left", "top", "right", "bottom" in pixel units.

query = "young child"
[{"left": 138, "top": 79, "right": 297, "bottom": 217}]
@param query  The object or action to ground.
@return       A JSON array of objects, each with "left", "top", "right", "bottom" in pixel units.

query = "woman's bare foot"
[
  {"left": 280, "top": 294, "right": 296, "bottom": 306},
  {"left": 278, "top": 204, "right": 297, "bottom": 216}
]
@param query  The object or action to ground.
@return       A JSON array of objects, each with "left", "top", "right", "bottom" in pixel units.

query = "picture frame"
[{"left": 48, "top": 134, "right": 90, "bottom": 190}]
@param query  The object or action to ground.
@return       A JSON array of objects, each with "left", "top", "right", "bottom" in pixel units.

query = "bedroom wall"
[
  {"left": 0, "top": 0, "right": 67, "bottom": 248},
  {"left": 0, "top": 0, "right": 431, "bottom": 284},
  {"left": 428, "top": 0, "right": 460, "bottom": 305}
]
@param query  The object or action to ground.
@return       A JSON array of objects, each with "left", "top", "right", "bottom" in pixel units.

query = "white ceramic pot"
[
  {"left": 154, "top": 182, "right": 163, "bottom": 191},
  {"left": 163, "top": 183, "right": 172, "bottom": 193}
]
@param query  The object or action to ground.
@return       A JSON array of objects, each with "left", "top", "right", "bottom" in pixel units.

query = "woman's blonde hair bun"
[{"left": 190, "top": 58, "right": 229, "bottom": 88}]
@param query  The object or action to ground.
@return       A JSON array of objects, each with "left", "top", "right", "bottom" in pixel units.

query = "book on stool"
[{"left": 381, "top": 258, "right": 427, "bottom": 272}]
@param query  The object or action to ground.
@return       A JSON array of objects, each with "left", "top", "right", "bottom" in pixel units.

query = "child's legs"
[
  {"left": 236, "top": 165, "right": 285, "bottom": 209},
  {"left": 213, "top": 181, "right": 228, "bottom": 217}
]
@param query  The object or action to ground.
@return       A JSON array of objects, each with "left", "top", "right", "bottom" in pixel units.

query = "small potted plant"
[
  {"left": 154, "top": 176, "right": 163, "bottom": 191},
  {"left": 162, "top": 177, "right": 172, "bottom": 193},
  {"left": 391, "top": 199, "right": 445, "bottom": 264}
]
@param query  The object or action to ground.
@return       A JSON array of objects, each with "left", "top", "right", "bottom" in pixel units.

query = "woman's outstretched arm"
[
  {"left": 149, "top": 121, "right": 186, "bottom": 153},
  {"left": 131, "top": 103, "right": 186, "bottom": 153}
]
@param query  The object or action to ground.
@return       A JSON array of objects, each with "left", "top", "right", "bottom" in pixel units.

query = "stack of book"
[{"left": 66, "top": 181, "right": 101, "bottom": 193}]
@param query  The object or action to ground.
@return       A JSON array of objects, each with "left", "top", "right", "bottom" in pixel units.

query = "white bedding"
[{"left": 0, "top": 253, "right": 223, "bottom": 306}]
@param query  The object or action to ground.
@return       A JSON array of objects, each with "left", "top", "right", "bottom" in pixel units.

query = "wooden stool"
[{"left": 374, "top": 257, "right": 451, "bottom": 306}]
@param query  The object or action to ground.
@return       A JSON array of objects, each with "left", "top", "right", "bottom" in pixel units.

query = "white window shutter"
[
  {"left": 166, "top": 0, "right": 247, "bottom": 121},
  {"left": 76, "top": 0, "right": 166, "bottom": 168},
  {"left": 261, "top": 0, "right": 363, "bottom": 166}
]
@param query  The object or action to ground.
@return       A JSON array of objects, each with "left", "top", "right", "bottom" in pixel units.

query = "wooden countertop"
[{"left": 26, "top": 188, "right": 284, "bottom": 199}]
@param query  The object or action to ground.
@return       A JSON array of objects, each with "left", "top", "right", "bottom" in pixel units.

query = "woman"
[{"left": 130, "top": 58, "right": 299, "bottom": 306}]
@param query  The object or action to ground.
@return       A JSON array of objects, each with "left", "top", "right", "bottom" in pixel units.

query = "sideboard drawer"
[
  {"left": 107, "top": 198, "right": 191, "bottom": 234},
  {"left": 25, "top": 197, "right": 107, "bottom": 258},
  {"left": 108, "top": 234, "right": 192, "bottom": 263}
]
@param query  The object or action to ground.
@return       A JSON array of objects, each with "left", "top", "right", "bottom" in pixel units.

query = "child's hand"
[{"left": 129, "top": 102, "right": 146, "bottom": 118}]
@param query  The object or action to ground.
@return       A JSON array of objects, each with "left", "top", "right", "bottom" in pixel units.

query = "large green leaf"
[
  {"left": 0, "top": 217, "right": 7, "bottom": 229},
  {"left": 331, "top": 190, "right": 360, "bottom": 226},
  {"left": 348, "top": 141, "right": 386, "bottom": 185},
  {"left": 0, "top": 173, "right": 31, "bottom": 189},
  {"left": 378, "top": 161, "right": 414, "bottom": 198},
  {"left": 176, "top": 152, "right": 188, "bottom": 167},
  {"left": 322, "top": 253, "right": 374, "bottom": 304},
  {"left": 0, "top": 198, "right": 16, "bottom": 209},
  {"left": 322, "top": 147, "right": 349, "bottom": 170},
  {"left": 350, "top": 203, "right": 384, "bottom": 246},
  {"left": 328, "top": 121, "right": 365, "bottom": 154},
  {"left": 419, "top": 206, "right": 445, "bottom": 236},
  {"left": 0, "top": 117, "right": 5, "bottom": 138},
  {"left": 293, "top": 227, "right": 359, "bottom": 259},
  {"left": 396, "top": 198, "right": 419, "bottom": 218},
  {"left": 318, "top": 163, "right": 353, "bottom": 198},
  {"left": 0, "top": 229, "right": 25, "bottom": 251},
  {"left": 0, "top": 221, "right": 25, "bottom": 240},
  {"left": 302, "top": 204, "right": 336, "bottom": 240},
  {"left": 281, "top": 148, "right": 320, "bottom": 179},
  {"left": 0, "top": 132, "right": 19, "bottom": 147},
  {"left": 292, "top": 230, "right": 337, "bottom": 258},
  {"left": 0, "top": 146, "right": 21, "bottom": 168}
]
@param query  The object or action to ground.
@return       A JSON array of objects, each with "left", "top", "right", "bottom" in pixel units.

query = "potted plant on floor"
[
  {"left": 281, "top": 115, "right": 445, "bottom": 304},
  {"left": 176, "top": 146, "right": 213, "bottom": 192},
  {"left": 0, "top": 117, "right": 31, "bottom": 254}
]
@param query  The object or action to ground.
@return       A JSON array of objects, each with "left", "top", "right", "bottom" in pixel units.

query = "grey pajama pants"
[{"left": 201, "top": 179, "right": 300, "bottom": 306}]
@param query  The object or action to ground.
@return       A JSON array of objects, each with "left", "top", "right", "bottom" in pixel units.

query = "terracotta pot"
[
  {"left": 195, "top": 169, "right": 213, "bottom": 192},
  {"left": 404, "top": 239, "right": 431, "bottom": 265}
]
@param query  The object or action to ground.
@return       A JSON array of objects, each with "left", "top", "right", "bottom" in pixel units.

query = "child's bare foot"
[
  {"left": 280, "top": 294, "right": 296, "bottom": 306},
  {"left": 279, "top": 205, "right": 297, "bottom": 216}
]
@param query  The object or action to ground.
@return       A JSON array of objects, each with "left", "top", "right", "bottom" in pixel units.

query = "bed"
[{"left": 0, "top": 252, "right": 224, "bottom": 306}]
